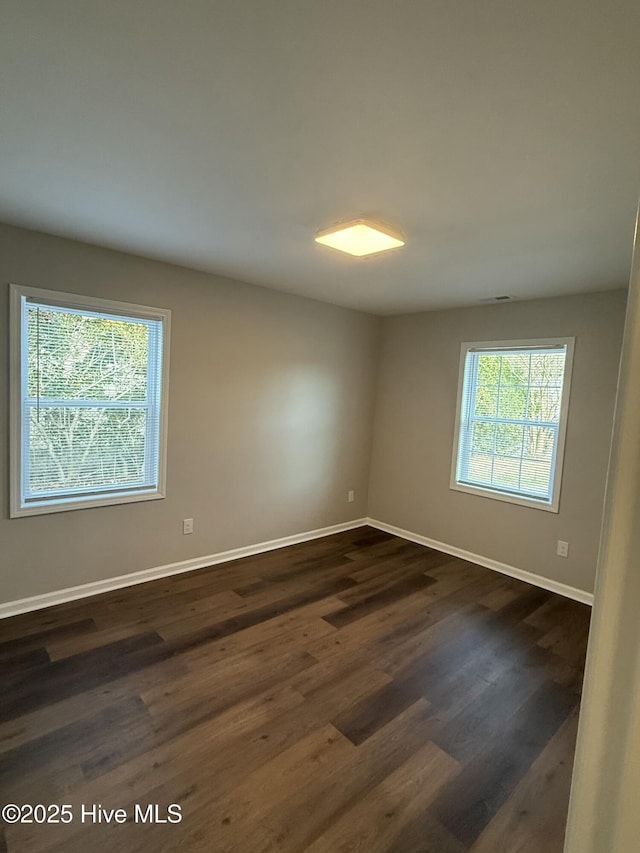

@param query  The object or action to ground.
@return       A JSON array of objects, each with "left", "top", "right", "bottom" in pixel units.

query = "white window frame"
[
  {"left": 9, "top": 284, "right": 171, "bottom": 518},
  {"left": 450, "top": 337, "right": 575, "bottom": 513}
]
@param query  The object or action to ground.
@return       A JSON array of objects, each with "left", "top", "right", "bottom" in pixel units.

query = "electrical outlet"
[
  {"left": 557, "top": 540, "right": 569, "bottom": 558},
  {"left": 183, "top": 518, "right": 194, "bottom": 535},
  {"left": 347, "top": 490, "right": 355, "bottom": 503}
]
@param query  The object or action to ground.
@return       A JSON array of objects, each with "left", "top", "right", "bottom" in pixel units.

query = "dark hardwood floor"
[{"left": 0, "top": 527, "right": 590, "bottom": 852}]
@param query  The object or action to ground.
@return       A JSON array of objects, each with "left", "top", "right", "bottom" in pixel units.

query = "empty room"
[{"left": 2, "top": 2, "right": 640, "bottom": 852}]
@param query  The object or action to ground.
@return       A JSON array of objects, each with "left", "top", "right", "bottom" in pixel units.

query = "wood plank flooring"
[{"left": 0, "top": 527, "right": 590, "bottom": 852}]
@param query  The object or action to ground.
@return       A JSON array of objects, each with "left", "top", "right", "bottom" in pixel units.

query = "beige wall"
[
  {"left": 368, "top": 291, "right": 627, "bottom": 594},
  {"left": 0, "top": 222, "right": 626, "bottom": 606},
  {"left": 564, "top": 227, "right": 640, "bottom": 853},
  {"left": 0, "top": 223, "right": 380, "bottom": 604}
]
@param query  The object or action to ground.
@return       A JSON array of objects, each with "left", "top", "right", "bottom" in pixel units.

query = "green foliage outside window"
[
  {"left": 466, "top": 351, "right": 563, "bottom": 495},
  {"left": 27, "top": 308, "right": 152, "bottom": 494}
]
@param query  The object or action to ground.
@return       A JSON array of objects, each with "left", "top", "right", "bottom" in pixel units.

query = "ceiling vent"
[{"left": 479, "top": 295, "right": 515, "bottom": 304}]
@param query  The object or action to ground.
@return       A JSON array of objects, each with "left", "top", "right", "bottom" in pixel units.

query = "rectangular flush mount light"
[{"left": 315, "top": 219, "right": 405, "bottom": 257}]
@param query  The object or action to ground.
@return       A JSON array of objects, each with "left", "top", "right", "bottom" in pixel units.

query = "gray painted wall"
[
  {"left": 368, "top": 291, "right": 627, "bottom": 593},
  {"left": 0, "top": 223, "right": 380, "bottom": 603},
  {"left": 0, "top": 222, "right": 627, "bottom": 605}
]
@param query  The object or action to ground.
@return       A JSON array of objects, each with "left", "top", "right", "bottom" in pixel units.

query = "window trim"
[
  {"left": 9, "top": 284, "right": 171, "bottom": 518},
  {"left": 449, "top": 337, "right": 575, "bottom": 513}
]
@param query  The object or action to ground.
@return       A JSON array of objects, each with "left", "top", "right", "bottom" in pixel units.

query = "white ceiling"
[{"left": 1, "top": 1, "right": 639, "bottom": 315}]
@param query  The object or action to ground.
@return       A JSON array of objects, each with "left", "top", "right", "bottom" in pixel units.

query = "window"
[
  {"left": 451, "top": 338, "right": 574, "bottom": 512},
  {"left": 10, "top": 285, "right": 170, "bottom": 517}
]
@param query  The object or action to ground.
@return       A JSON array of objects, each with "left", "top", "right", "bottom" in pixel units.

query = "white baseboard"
[
  {"left": 0, "top": 518, "right": 368, "bottom": 620},
  {"left": 0, "top": 514, "right": 593, "bottom": 619},
  {"left": 366, "top": 517, "right": 594, "bottom": 606}
]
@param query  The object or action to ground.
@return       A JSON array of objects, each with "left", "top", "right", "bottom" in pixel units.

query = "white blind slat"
[
  {"left": 456, "top": 347, "right": 568, "bottom": 503},
  {"left": 22, "top": 302, "right": 164, "bottom": 503}
]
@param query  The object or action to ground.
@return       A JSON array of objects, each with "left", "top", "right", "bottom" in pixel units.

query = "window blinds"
[
  {"left": 455, "top": 344, "right": 568, "bottom": 504},
  {"left": 21, "top": 299, "right": 164, "bottom": 504}
]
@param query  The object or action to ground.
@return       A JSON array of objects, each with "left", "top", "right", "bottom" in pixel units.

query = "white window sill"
[
  {"left": 450, "top": 480, "right": 560, "bottom": 513},
  {"left": 10, "top": 489, "right": 165, "bottom": 518}
]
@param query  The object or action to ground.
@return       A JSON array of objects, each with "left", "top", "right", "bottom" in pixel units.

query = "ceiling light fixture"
[{"left": 315, "top": 219, "right": 405, "bottom": 258}]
